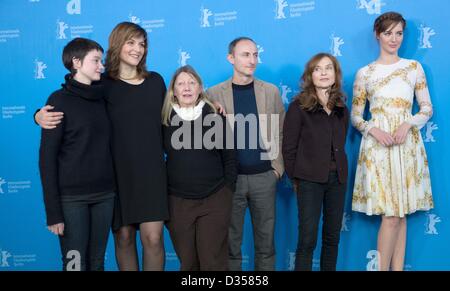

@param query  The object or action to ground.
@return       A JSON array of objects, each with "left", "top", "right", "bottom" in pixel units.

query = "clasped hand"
[{"left": 369, "top": 122, "right": 412, "bottom": 147}]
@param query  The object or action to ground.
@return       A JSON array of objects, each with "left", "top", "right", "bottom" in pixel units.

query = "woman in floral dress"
[{"left": 351, "top": 12, "right": 433, "bottom": 271}]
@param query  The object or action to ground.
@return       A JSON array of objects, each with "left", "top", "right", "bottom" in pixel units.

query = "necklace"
[{"left": 119, "top": 74, "right": 137, "bottom": 80}]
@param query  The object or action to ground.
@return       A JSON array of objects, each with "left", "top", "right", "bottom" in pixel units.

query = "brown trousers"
[{"left": 166, "top": 186, "right": 232, "bottom": 271}]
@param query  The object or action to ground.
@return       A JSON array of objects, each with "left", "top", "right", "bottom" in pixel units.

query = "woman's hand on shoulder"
[{"left": 213, "top": 101, "right": 226, "bottom": 116}]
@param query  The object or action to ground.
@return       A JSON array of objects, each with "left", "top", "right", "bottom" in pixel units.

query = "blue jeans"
[
  {"left": 295, "top": 172, "right": 346, "bottom": 271},
  {"left": 59, "top": 194, "right": 114, "bottom": 271}
]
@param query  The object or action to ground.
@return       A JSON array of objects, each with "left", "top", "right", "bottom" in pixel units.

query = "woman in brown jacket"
[{"left": 282, "top": 53, "right": 349, "bottom": 271}]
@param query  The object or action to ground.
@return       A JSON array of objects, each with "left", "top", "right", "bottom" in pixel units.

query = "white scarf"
[{"left": 172, "top": 100, "right": 205, "bottom": 121}]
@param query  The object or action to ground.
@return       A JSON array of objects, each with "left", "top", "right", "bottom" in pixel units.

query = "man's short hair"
[{"left": 228, "top": 36, "right": 256, "bottom": 55}]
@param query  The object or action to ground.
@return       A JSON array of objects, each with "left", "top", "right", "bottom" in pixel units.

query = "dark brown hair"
[
  {"left": 62, "top": 37, "right": 103, "bottom": 76},
  {"left": 105, "top": 22, "right": 149, "bottom": 79},
  {"left": 374, "top": 11, "right": 406, "bottom": 36},
  {"left": 295, "top": 53, "right": 345, "bottom": 111}
]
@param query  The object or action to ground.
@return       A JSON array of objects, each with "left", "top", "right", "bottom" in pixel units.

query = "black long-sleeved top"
[
  {"left": 282, "top": 98, "right": 349, "bottom": 184},
  {"left": 39, "top": 75, "right": 115, "bottom": 226},
  {"left": 163, "top": 104, "right": 237, "bottom": 199}
]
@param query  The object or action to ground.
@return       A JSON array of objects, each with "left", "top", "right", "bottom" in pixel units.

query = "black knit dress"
[{"left": 103, "top": 72, "right": 169, "bottom": 231}]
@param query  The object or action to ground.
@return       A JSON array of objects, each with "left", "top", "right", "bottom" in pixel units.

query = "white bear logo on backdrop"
[
  {"left": 419, "top": 24, "right": 436, "bottom": 49},
  {"left": 341, "top": 212, "right": 351, "bottom": 232},
  {"left": 425, "top": 213, "right": 441, "bottom": 235},
  {"left": 423, "top": 121, "right": 438, "bottom": 143},
  {"left": 356, "top": 0, "right": 385, "bottom": 15},
  {"left": 275, "top": 0, "right": 316, "bottom": 19},
  {"left": 257, "top": 45, "right": 264, "bottom": 64},
  {"left": 178, "top": 49, "right": 191, "bottom": 67},
  {"left": 127, "top": 14, "right": 165, "bottom": 33},
  {"left": 200, "top": 6, "right": 213, "bottom": 28},
  {"left": 129, "top": 13, "right": 141, "bottom": 24},
  {"left": 287, "top": 251, "right": 296, "bottom": 270},
  {"left": 0, "top": 250, "right": 12, "bottom": 267},
  {"left": 330, "top": 34, "right": 344, "bottom": 57},
  {"left": 34, "top": 59, "right": 47, "bottom": 80},
  {"left": 56, "top": 20, "right": 68, "bottom": 39},
  {"left": 199, "top": 5, "right": 238, "bottom": 27},
  {"left": 0, "top": 177, "right": 6, "bottom": 194},
  {"left": 279, "top": 82, "right": 292, "bottom": 106},
  {"left": 66, "top": 0, "right": 81, "bottom": 15},
  {"left": 274, "top": 0, "right": 289, "bottom": 19}
]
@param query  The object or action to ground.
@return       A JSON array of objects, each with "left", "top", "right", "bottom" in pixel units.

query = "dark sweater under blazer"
[
  {"left": 163, "top": 104, "right": 237, "bottom": 199},
  {"left": 39, "top": 75, "right": 116, "bottom": 226},
  {"left": 282, "top": 98, "right": 349, "bottom": 184}
]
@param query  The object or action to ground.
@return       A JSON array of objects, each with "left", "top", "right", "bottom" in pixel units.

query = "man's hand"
[{"left": 273, "top": 170, "right": 280, "bottom": 180}]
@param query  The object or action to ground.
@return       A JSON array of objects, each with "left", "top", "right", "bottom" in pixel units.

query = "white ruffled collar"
[{"left": 172, "top": 100, "right": 205, "bottom": 121}]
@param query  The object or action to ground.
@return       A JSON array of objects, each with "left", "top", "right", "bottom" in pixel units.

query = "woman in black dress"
[{"left": 103, "top": 22, "right": 168, "bottom": 271}]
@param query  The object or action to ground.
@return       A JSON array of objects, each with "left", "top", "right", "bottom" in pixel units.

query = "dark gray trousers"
[{"left": 228, "top": 170, "right": 278, "bottom": 271}]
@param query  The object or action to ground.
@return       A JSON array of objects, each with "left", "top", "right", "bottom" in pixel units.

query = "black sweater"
[
  {"left": 232, "top": 82, "right": 272, "bottom": 174},
  {"left": 39, "top": 75, "right": 116, "bottom": 226},
  {"left": 163, "top": 104, "right": 237, "bottom": 199}
]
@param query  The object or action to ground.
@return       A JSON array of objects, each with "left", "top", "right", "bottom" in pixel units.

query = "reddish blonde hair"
[{"left": 295, "top": 53, "right": 345, "bottom": 111}]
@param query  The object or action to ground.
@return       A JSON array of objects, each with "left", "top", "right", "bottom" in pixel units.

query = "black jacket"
[{"left": 282, "top": 99, "right": 349, "bottom": 184}]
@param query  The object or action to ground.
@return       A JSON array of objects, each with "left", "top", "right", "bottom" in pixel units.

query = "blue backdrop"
[{"left": 0, "top": 0, "right": 448, "bottom": 271}]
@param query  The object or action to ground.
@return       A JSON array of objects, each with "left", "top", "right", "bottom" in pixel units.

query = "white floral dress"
[{"left": 351, "top": 58, "right": 433, "bottom": 217}]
